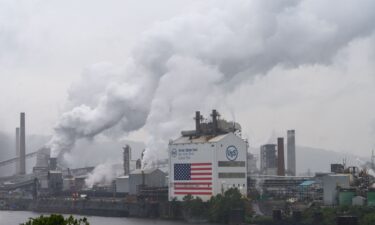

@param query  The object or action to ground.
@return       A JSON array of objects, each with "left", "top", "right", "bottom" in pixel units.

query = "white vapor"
[
  {"left": 85, "top": 161, "right": 121, "bottom": 188},
  {"left": 46, "top": 0, "right": 375, "bottom": 168}
]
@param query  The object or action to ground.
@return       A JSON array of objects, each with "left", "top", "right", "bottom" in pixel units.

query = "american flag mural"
[{"left": 173, "top": 163, "right": 212, "bottom": 196}]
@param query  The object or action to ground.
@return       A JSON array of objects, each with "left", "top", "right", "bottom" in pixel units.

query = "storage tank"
[
  {"left": 367, "top": 188, "right": 375, "bottom": 206},
  {"left": 339, "top": 188, "right": 356, "bottom": 206}
]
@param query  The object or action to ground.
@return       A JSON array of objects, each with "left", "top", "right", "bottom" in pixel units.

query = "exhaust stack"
[
  {"left": 211, "top": 109, "right": 219, "bottom": 133},
  {"left": 277, "top": 137, "right": 285, "bottom": 176},
  {"left": 49, "top": 157, "right": 57, "bottom": 170},
  {"left": 123, "top": 145, "right": 131, "bottom": 176},
  {"left": 20, "top": 113, "right": 26, "bottom": 175},
  {"left": 195, "top": 111, "right": 201, "bottom": 134},
  {"left": 287, "top": 130, "right": 296, "bottom": 176},
  {"left": 15, "top": 127, "right": 20, "bottom": 175}
]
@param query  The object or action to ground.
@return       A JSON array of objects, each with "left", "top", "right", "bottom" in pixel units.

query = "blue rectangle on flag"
[{"left": 174, "top": 163, "right": 191, "bottom": 180}]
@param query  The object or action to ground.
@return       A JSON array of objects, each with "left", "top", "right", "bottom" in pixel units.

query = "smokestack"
[
  {"left": 195, "top": 111, "right": 201, "bottom": 134},
  {"left": 20, "top": 112, "right": 26, "bottom": 175},
  {"left": 277, "top": 137, "right": 285, "bottom": 176},
  {"left": 136, "top": 159, "right": 142, "bottom": 169},
  {"left": 141, "top": 170, "right": 145, "bottom": 186},
  {"left": 212, "top": 109, "right": 218, "bottom": 133},
  {"left": 15, "top": 127, "right": 20, "bottom": 175},
  {"left": 49, "top": 157, "right": 57, "bottom": 170},
  {"left": 287, "top": 130, "right": 296, "bottom": 176},
  {"left": 123, "top": 145, "right": 131, "bottom": 176}
]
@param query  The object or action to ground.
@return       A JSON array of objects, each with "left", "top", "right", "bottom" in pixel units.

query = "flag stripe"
[
  {"left": 191, "top": 177, "right": 212, "bottom": 180},
  {"left": 175, "top": 187, "right": 211, "bottom": 190},
  {"left": 174, "top": 182, "right": 212, "bottom": 185},
  {"left": 175, "top": 192, "right": 212, "bottom": 195},
  {"left": 191, "top": 167, "right": 211, "bottom": 171},
  {"left": 191, "top": 163, "right": 212, "bottom": 166},
  {"left": 191, "top": 172, "right": 212, "bottom": 175}
]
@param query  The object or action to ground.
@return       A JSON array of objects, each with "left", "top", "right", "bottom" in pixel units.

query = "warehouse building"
[
  {"left": 129, "top": 168, "right": 166, "bottom": 195},
  {"left": 169, "top": 110, "right": 248, "bottom": 201}
]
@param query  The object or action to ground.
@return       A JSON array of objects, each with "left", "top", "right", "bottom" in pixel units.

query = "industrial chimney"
[
  {"left": 15, "top": 127, "right": 20, "bottom": 175},
  {"left": 277, "top": 137, "right": 285, "bottom": 176},
  {"left": 211, "top": 109, "right": 218, "bottom": 133},
  {"left": 136, "top": 159, "right": 142, "bottom": 169},
  {"left": 287, "top": 130, "right": 296, "bottom": 176},
  {"left": 20, "top": 113, "right": 26, "bottom": 175},
  {"left": 195, "top": 111, "right": 201, "bottom": 134},
  {"left": 123, "top": 145, "right": 131, "bottom": 176},
  {"left": 49, "top": 157, "right": 57, "bottom": 170}
]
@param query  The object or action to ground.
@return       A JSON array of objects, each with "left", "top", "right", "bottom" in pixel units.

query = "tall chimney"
[
  {"left": 212, "top": 109, "right": 218, "bottom": 133},
  {"left": 15, "top": 127, "right": 20, "bottom": 175},
  {"left": 277, "top": 137, "right": 285, "bottom": 176},
  {"left": 123, "top": 145, "right": 131, "bottom": 176},
  {"left": 287, "top": 130, "right": 296, "bottom": 176},
  {"left": 195, "top": 111, "right": 201, "bottom": 134},
  {"left": 136, "top": 159, "right": 142, "bottom": 169},
  {"left": 20, "top": 112, "right": 26, "bottom": 175},
  {"left": 49, "top": 157, "right": 57, "bottom": 170}
]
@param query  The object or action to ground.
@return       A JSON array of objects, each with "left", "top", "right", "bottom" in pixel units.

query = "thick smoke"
[
  {"left": 85, "top": 161, "right": 122, "bottom": 188},
  {"left": 48, "top": 0, "right": 375, "bottom": 165}
]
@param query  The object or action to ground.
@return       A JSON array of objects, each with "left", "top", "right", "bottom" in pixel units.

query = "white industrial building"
[
  {"left": 168, "top": 110, "right": 248, "bottom": 201},
  {"left": 116, "top": 175, "right": 129, "bottom": 193},
  {"left": 322, "top": 174, "right": 350, "bottom": 205},
  {"left": 129, "top": 168, "right": 166, "bottom": 195}
]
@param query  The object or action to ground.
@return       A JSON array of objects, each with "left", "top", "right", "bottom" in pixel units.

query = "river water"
[{"left": 0, "top": 211, "right": 204, "bottom": 225}]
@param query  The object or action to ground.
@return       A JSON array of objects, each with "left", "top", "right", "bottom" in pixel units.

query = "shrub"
[{"left": 21, "top": 214, "right": 89, "bottom": 225}]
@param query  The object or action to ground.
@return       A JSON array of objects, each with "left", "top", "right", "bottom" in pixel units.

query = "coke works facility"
[{"left": 168, "top": 110, "right": 248, "bottom": 201}]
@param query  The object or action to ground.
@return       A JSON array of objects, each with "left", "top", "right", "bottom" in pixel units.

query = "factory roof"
[
  {"left": 299, "top": 180, "right": 315, "bottom": 186},
  {"left": 171, "top": 133, "right": 230, "bottom": 144}
]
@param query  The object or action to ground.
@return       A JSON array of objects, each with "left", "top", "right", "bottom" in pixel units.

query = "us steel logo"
[{"left": 226, "top": 145, "right": 238, "bottom": 161}]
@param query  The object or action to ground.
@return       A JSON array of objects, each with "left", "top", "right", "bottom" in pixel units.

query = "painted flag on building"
[{"left": 173, "top": 163, "right": 212, "bottom": 196}]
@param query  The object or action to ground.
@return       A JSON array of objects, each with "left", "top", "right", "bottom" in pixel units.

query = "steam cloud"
[
  {"left": 85, "top": 161, "right": 121, "bottom": 188},
  {"left": 47, "top": 0, "right": 375, "bottom": 166}
]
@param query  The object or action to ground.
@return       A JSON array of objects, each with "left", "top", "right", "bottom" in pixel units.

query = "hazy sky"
[
  {"left": 0, "top": 0, "right": 202, "bottom": 134},
  {"left": 1, "top": 0, "right": 374, "bottom": 159}
]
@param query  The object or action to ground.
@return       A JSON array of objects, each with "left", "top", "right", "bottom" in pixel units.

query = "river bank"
[{"left": 0, "top": 197, "right": 173, "bottom": 219}]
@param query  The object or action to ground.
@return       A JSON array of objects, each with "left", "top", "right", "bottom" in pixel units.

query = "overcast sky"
[{"left": 1, "top": 0, "right": 374, "bottom": 159}]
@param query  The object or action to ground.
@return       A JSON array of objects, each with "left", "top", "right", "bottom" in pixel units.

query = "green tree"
[
  {"left": 361, "top": 212, "right": 375, "bottom": 225},
  {"left": 182, "top": 194, "right": 208, "bottom": 219},
  {"left": 208, "top": 188, "right": 246, "bottom": 223},
  {"left": 21, "top": 214, "right": 89, "bottom": 225}
]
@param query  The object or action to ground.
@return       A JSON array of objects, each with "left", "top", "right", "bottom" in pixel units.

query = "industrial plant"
[{"left": 0, "top": 110, "right": 375, "bottom": 224}]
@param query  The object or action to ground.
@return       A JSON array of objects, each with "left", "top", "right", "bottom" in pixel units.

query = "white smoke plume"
[
  {"left": 47, "top": 0, "right": 375, "bottom": 167},
  {"left": 85, "top": 161, "right": 121, "bottom": 188}
]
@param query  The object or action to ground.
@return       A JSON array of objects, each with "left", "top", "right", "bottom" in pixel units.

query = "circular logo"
[
  {"left": 226, "top": 145, "right": 238, "bottom": 161},
  {"left": 171, "top": 149, "right": 177, "bottom": 158}
]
